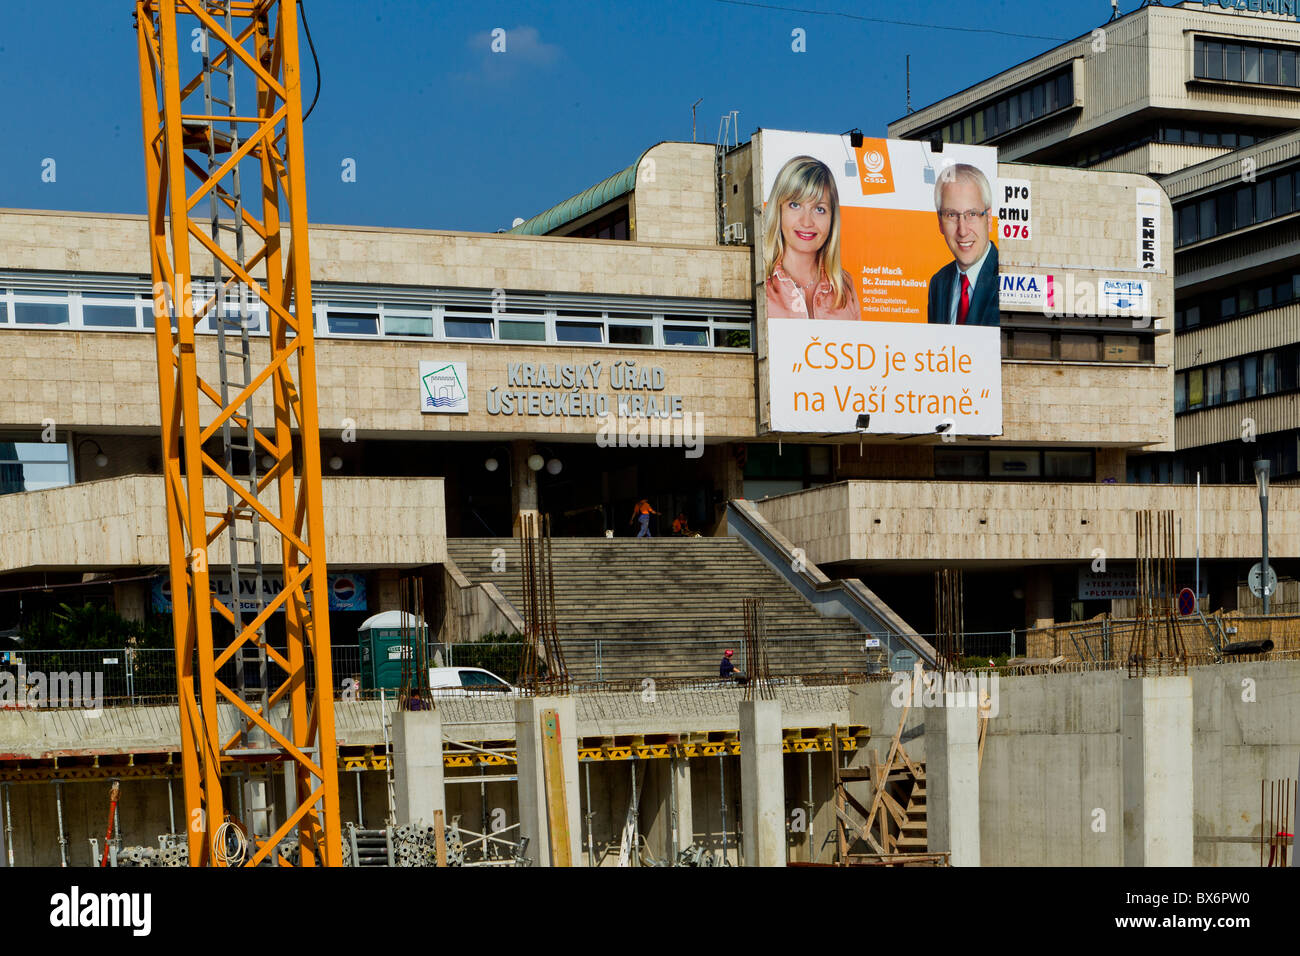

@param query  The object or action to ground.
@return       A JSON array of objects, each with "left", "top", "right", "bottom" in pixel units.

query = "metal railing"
[{"left": 7, "top": 624, "right": 1284, "bottom": 709}]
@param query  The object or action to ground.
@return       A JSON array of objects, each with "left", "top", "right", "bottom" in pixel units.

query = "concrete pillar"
[
  {"left": 514, "top": 696, "right": 581, "bottom": 866},
  {"left": 511, "top": 439, "right": 540, "bottom": 536},
  {"left": 113, "top": 579, "right": 148, "bottom": 622},
  {"left": 392, "top": 707, "right": 445, "bottom": 825},
  {"left": 1024, "top": 565, "right": 1054, "bottom": 628},
  {"left": 925, "top": 692, "right": 981, "bottom": 866},
  {"left": 1122, "top": 675, "right": 1193, "bottom": 866},
  {"left": 739, "top": 699, "right": 785, "bottom": 867},
  {"left": 1096, "top": 447, "right": 1126, "bottom": 483},
  {"left": 375, "top": 569, "right": 401, "bottom": 613},
  {"left": 672, "top": 756, "right": 694, "bottom": 856}
]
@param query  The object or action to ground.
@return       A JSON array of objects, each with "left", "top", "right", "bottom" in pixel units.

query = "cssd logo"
[{"left": 853, "top": 138, "right": 895, "bottom": 195}]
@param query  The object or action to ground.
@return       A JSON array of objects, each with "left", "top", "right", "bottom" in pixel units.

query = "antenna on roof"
[
  {"left": 906, "top": 55, "right": 912, "bottom": 114},
  {"left": 1109, "top": 0, "right": 1120, "bottom": 21},
  {"left": 691, "top": 98, "right": 704, "bottom": 142}
]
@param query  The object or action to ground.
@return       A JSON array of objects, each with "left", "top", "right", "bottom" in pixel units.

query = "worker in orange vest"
[{"left": 629, "top": 499, "right": 658, "bottom": 537}]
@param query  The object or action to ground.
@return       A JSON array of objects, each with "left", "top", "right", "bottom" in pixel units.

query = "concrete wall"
[
  {"left": 754, "top": 479, "right": 1300, "bottom": 566},
  {"left": 0, "top": 209, "right": 751, "bottom": 301},
  {"left": 0, "top": 330, "right": 758, "bottom": 441},
  {"left": 4, "top": 662, "right": 1299, "bottom": 866},
  {"left": 632, "top": 143, "right": 718, "bottom": 246},
  {"left": 0, "top": 475, "right": 447, "bottom": 573}
]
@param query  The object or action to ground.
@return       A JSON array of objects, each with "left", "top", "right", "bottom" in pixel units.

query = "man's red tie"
[{"left": 958, "top": 274, "right": 971, "bottom": 325}]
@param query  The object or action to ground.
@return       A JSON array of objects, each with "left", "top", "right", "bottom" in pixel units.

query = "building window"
[
  {"left": 1174, "top": 372, "right": 1187, "bottom": 412},
  {"left": 384, "top": 313, "right": 433, "bottom": 337},
  {"left": 1198, "top": 197, "right": 1216, "bottom": 238},
  {"left": 13, "top": 294, "right": 70, "bottom": 326},
  {"left": 1263, "top": 47, "right": 1280, "bottom": 85},
  {"left": 443, "top": 316, "right": 494, "bottom": 339},
  {"left": 500, "top": 320, "right": 546, "bottom": 341},
  {"left": 1043, "top": 450, "right": 1094, "bottom": 479},
  {"left": 714, "top": 327, "right": 752, "bottom": 348},
  {"left": 1205, "top": 41, "right": 1224, "bottom": 80},
  {"left": 1236, "top": 185, "right": 1254, "bottom": 231},
  {"left": 989, "top": 449, "right": 1041, "bottom": 478},
  {"left": 1188, "top": 368, "right": 1204, "bottom": 410},
  {"left": 556, "top": 321, "right": 603, "bottom": 344},
  {"left": 1224, "top": 361, "right": 1241, "bottom": 402},
  {"left": 326, "top": 310, "right": 378, "bottom": 335},
  {"left": 663, "top": 325, "right": 709, "bottom": 347},
  {"left": 1256, "top": 179, "right": 1274, "bottom": 221},
  {"left": 1207, "top": 365, "right": 1222, "bottom": 406},
  {"left": 1261, "top": 353, "right": 1277, "bottom": 395},
  {"left": 0, "top": 439, "right": 72, "bottom": 494},
  {"left": 81, "top": 294, "right": 140, "bottom": 329},
  {"left": 609, "top": 323, "right": 653, "bottom": 346},
  {"left": 1226, "top": 43, "right": 1243, "bottom": 82},
  {"left": 934, "top": 448, "right": 986, "bottom": 478},
  {"left": 1243, "top": 355, "right": 1258, "bottom": 398},
  {"left": 1278, "top": 174, "right": 1294, "bottom": 217}
]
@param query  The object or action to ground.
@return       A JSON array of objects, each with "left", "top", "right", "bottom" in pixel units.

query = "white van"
[{"left": 427, "top": 666, "right": 517, "bottom": 697}]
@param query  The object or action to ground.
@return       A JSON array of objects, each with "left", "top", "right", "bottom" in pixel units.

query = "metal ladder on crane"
[{"left": 198, "top": 0, "right": 271, "bottom": 838}]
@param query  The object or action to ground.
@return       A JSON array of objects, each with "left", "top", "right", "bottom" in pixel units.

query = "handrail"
[{"left": 725, "top": 499, "right": 938, "bottom": 667}]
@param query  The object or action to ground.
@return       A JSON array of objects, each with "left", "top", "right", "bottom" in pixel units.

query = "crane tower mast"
[{"left": 134, "top": 0, "right": 341, "bottom": 866}]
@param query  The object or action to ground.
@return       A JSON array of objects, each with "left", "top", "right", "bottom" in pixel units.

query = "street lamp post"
[{"left": 1254, "top": 459, "right": 1271, "bottom": 615}]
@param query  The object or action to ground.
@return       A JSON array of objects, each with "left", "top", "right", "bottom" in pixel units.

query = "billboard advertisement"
[
  {"left": 758, "top": 130, "right": 1003, "bottom": 435},
  {"left": 151, "top": 572, "right": 368, "bottom": 613}
]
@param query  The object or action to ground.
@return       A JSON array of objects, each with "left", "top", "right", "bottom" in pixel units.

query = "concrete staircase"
[{"left": 446, "top": 537, "right": 874, "bottom": 683}]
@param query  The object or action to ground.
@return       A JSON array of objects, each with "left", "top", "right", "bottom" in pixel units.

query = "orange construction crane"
[{"left": 134, "top": 0, "right": 341, "bottom": 866}]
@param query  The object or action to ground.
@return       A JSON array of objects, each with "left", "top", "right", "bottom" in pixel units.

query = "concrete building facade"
[{"left": 888, "top": 0, "right": 1300, "bottom": 498}]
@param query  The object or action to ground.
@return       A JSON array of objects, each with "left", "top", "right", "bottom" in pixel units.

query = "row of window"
[
  {"left": 0, "top": 290, "right": 753, "bottom": 351},
  {"left": 1193, "top": 37, "right": 1300, "bottom": 87},
  {"left": 1175, "top": 265, "right": 1300, "bottom": 332},
  {"left": 919, "top": 69, "right": 1074, "bottom": 146},
  {"left": 1075, "top": 124, "right": 1267, "bottom": 169},
  {"left": 1001, "top": 328, "right": 1154, "bottom": 363},
  {"left": 1174, "top": 164, "right": 1299, "bottom": 247},
  {"left": 935, "top": 448, "right": 1095, "bottom": 481},
  {"left": 1129, "top": 434, "right": 1299, "bottom": 486},
  {"left": 1174, "top": 344, "right": 1300, "bottom": 413}
]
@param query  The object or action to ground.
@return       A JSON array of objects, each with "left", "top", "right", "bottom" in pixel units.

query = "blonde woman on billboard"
[{"left": 763, "top": 155, "right": 859, "bottom": 321}]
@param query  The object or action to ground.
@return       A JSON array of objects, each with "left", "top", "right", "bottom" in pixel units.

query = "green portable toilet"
[{"left": 358, "top": 610, "right": 428, "bottom": 692}]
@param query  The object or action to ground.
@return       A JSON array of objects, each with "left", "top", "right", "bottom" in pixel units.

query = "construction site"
[{"left": 0, "top": 0, "right": 1298, "bottom": 875}]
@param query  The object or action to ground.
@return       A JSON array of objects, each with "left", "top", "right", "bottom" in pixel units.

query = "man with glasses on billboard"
[{"left": 927, "top": 163, "right": 1000, "bottom": 328}]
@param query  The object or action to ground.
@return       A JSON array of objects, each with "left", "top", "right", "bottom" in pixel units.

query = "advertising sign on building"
[
  {"left": 996, "top": 177, "right": 1032, "bottom": 241},
  {"left": 1136, "top": 188, "right": 1162, "bottom": 272},
  {"left": 999, "top": 273, "right": 1050, "bottom": 308},
  {"left": 151, "top": 572, "right": 368, "bottom": 613},
  {"left": 419, "top": 360, "right": 469, "bottom": 414},
  {"left": 758, "top": 130, "right": 1003, "bottom": 435},
  {"left": 1100, "top": 278, "right": 1150, "bottom": 316},
  {"left": 1077, "top": 567, "right": 1138, "bottom": 601}
]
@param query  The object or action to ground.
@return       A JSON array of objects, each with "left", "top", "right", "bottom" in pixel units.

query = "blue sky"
[{"left": 0, "top": 0, "right": 1124, "bottom": 233}]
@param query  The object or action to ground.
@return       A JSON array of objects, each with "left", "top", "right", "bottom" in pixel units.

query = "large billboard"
[{"left": 758, "top": 130, "right": 1003, "bottom": 435}]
